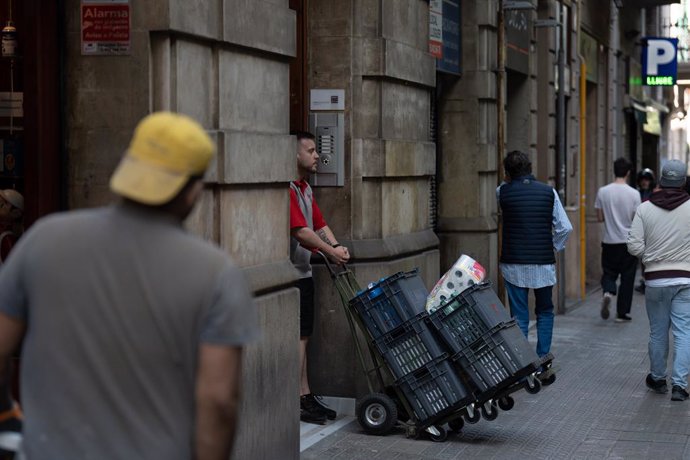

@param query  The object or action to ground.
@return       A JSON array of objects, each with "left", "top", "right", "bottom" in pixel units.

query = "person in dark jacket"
[
  {"left": 498, "top": 151, "right": 573, "bottom": 384},
  {"left": 637, "top": 168, "right": 656, "bottom": 202}
]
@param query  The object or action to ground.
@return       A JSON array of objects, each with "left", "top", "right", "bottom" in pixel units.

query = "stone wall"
[
  {"left": 437, "top": 0, "right": 501, "bottom": 284},
  {"left": 306, "top": 0, "right": 439, "bottom": 397},
  {"left": 64, "top": 0, "right": 300, "bottom": 458}
]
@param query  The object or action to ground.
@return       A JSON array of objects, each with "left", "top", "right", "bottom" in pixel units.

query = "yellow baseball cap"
[{"left": 110, "top": 112, "right": 215, "bottom": 205}]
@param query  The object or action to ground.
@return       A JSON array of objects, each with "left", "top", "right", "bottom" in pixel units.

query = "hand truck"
[{"left": 318, "top": 252, "right": 554, "bottom": 442}]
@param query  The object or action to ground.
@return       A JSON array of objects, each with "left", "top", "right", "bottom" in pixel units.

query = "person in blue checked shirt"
[{"left": 497, "top": 151, "right": 573, "bottom": 384}]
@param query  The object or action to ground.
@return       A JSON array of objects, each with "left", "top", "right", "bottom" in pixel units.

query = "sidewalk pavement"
[{"left": 301, "top": 286, "right": 690, "bottom": 460}]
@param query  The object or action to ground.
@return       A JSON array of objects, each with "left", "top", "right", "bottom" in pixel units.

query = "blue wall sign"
[
  {"left": 437, "top": 0, "right": 461, "bottom": 75},
  {"left": 642, "top": 37, "right": 678, "bottom": 86}
]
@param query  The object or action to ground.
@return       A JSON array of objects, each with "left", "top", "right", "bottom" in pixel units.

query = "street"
[{"left": 302, "top": 287, "right": 690, "bottom": 459}]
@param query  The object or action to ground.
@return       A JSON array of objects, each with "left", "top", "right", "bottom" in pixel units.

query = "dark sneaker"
[
  {"left": 615, "top": 314, "right": 632, "bottom": 323},
  {"left": 672, "top": 385, "right": 689, "bottom": 401},
  {"left": 635, "top": 282, "right": 645, "bottom": 294},
  {"left": 300, "top": 396, "right": 327, "bottom": 425},
  {"left": 0, "top": 406, "right": 22, "bottom": 453},
  {"left": 645, "top": 374, "right": 668, "bottom": 394},
  {"left": 305, "top": 394, "right": 337, "bottom": 420},
  {"left": 601, "top": 294, "right": 611, "bottom": 320}
]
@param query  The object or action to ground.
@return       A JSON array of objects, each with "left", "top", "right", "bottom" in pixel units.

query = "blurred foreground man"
[
  {"left": 0, "top": 112, "right": 259, "bottom": 459},
  {"left": 628, "top": 160, "right": 690, "bottom": 401},
  {"left": 498, "top": 151, "right": 572, "bottom": 384}
]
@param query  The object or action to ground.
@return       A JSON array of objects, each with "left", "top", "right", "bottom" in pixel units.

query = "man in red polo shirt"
[{"left": 290, "top": 131, "right": 349, "bottom": 424}]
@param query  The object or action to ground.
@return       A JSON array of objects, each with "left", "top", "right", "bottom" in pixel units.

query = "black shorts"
[{"left": 298, "top": 277, "right": 315, "bottom": 338}]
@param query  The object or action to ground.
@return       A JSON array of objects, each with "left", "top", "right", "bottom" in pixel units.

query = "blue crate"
[{"left": 349, "top": 270, "right": 428, "bottom": 339}]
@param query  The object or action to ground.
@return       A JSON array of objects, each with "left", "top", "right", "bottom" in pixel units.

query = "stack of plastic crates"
[
  {"left": 427, "top": 283, "right": 541, "bottom": 398},
  {"left": 350, "top": 270, "right": 474, "bottom": 427}
]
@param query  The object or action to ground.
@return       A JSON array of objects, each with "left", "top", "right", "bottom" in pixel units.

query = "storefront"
[{"left": 0, "top": 0, "right": 61, "bottom": 226}]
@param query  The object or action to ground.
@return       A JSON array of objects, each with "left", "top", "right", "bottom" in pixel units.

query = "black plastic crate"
[
  {"left": 452, "top": 320, "right": 540, "bottom": 394},
  {"left": 374, "top": 314, "right": 445, "bottom": 380},
  {"left": 397, "top": 357, "right": 474, "bottom": 426},
  {"left": 349, "top": 270, "right": 429, "bottom": 339},
  {"left": 428, "top": 283, "right": 512, "bottom": 354}
]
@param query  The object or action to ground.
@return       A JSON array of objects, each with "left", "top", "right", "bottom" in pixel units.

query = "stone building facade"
[{"left": 19, "top": 0, "right": 675, "bottom": 458}]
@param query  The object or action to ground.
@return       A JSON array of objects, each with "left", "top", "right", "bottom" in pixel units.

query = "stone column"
[
  {"left": 64, "top": 1, "right": 300, "bottom": 458},
  {"left": 437, "top": 0, "right": 500, "bottom": 283},
  {"left": 306, "top": 0, "right": 440, "bottom": 398}
]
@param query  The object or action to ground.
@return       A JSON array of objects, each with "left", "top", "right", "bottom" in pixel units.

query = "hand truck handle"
[{"left": 316, "top": 250, "right": 349, "bottom": 278}]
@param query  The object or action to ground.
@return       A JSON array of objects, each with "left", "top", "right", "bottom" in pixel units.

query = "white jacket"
[{"left": 627, "top": 199, "right": 690, "bottom": 274}]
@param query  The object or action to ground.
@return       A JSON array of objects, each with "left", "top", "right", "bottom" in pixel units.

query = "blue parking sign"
[{"left": 642, "top": 37, "right": 678, "bottom": 86}]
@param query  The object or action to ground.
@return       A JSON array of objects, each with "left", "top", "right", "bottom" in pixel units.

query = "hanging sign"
[
  {"left": 642, "top": 37, "right": 678, "bottom": 86},
  {"left": 429, "top": 0, "right": 461, "bottom": 75},
  {"left": 81, "top": 0, "right": 131, "bottom": 55},
  {"left": 506, "top": 9, "right": 530, "bottom": 74}
]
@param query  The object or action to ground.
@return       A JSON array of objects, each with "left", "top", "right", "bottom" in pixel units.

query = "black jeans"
[{"left": 601, "top": 243, "right": 638, "bottom": 317}]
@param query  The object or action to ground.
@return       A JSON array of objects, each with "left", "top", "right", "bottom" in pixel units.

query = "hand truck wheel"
[
  {"left": 356, "top": 393, "right": 398, "bottom": 436},
  {"left": 481, "top": 401, "right": 499, "bottom": 421},
  {"left": 463, "top": 404, "right": 481, "bottom": 424},
  {"left": 524, "top": 375, "right": 542, "bottom": 394},
  {"left": 429, "top": 426, "right": 448, "bottom": 442},
  {"left": 448, "top": 417, "right": 465, "bottom": 434},
  {"left": 498, "top": 395, "right": 515, "bottom": 411}
]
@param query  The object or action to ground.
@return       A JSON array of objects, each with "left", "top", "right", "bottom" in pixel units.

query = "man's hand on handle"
[{"left": 327, "top": 245, "right": 350, "bottom": 265}]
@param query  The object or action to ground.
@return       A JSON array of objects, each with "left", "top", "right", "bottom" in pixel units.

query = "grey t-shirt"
[
  {"left": 595, "top": 183, "right": 641, "bottom": 244},
  {"left": 0, "top": 204, "right": 259, "bottom": 460}
]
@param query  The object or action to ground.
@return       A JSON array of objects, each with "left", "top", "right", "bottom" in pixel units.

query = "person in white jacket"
[{"left": 627, "top": 159, "right": 690, "bottom": 402}]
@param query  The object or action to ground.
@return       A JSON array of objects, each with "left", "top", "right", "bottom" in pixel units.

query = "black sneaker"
[
  {"left": 635, "top": 282, "right": 646, "bottom": 294},
  {"left": 672, "top": 385, "right": 689, "bottom": 401},
  {"left": 615, "top": 314, "right": 632, "bottom": 323},
  {"left": 0, "top": 406, "right": 22, "bottom": 453},
  {"left": 645, "top": 374, "right": 668, "bottom": 394},
  {"left": 300, "top": 396, "right": 327, "bottom": 425},
  {"left": 305, "top": 394, "right": 337, "bottom": 420},
  {"left": 601, "top": 294, "right": 611, "bottom": 320}
]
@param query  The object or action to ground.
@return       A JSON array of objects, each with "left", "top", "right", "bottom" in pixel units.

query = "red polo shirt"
[{"left": 290, "top": 180, "right": 327, "bottom": 231}]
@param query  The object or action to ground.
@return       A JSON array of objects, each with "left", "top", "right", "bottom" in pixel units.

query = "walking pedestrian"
[
  {"left": 498, "top": 151, "right": 573, "bottom": 384},
  {"left": 595, "top": 157, "right": 640, "bottom": 321},
  {"left": 0, "top": 112, "right": 259, "bottom": 459},
  {"left": 628, "top": 159, "right": 690, "bottom": 401},
  {"left": 290, "top": 131, "right": 350, "bottom": 424}
]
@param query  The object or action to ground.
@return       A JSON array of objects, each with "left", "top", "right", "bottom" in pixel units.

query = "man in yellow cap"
[{"left": 0, "top": 112, "right": 259, "bottom": 460}]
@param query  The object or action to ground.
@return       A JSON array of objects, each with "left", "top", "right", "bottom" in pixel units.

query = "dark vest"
[{"left": 499, "top": 176, "right": 555, "bottom": 264}]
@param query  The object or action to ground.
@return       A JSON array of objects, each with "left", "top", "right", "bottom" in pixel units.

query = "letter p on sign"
[
  {"left": 642, "top": 37, "right": 678, "bottom": 86},
  {"left": 647, "top": 39, "right": 676, "bottom": 75}
]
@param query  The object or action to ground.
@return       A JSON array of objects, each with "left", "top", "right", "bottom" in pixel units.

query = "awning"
[{"left": 646, "top": 98, "right": 670, "bottom": 114}]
